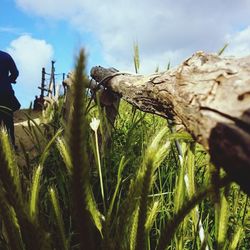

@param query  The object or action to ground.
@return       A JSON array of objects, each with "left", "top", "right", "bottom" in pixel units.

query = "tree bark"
[{"left": 90, "top": 51, "right": 250, "bottom": 195}]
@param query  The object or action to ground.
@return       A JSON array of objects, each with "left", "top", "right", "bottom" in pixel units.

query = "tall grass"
[{"left": 0, "top": 49, "right": 249, "bottom": 250}]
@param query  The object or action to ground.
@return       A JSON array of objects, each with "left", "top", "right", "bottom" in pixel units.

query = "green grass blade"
[
  {"left": 38, "top": 128, "right": 63, "bottom": 166},
  {"left": 93, "top": 124, "right": 106, "bottom": 212},
  {"left": 174, "top": 152, "right": 185, "bottom": 213},
  {"left": 167, "top": 61, "right": 171, "bottom": 70},
  {"left": 156, "top": 176, "right": 230, "bottom": 250},
  {"left": 133, "top": 42, "right": 140, "bottom": 74},
  {"left": 23, "top": 112, "right": 45, "bottom": 137},
  {"left": 186, "top": 144, "right": 196, "bottom": 198},
  {"left": 107, "top": 156, "right": 127, "bottom": 220},
  {"left": 49, "top": 187, "right": 68, "bottom": 250},
  {"left": 115, "top": 128, "right": 168, "bottom": 249},
  {"left": 217, "top": 43, "right": 229, "bottom": 56},
  {"left": 85, "top": 184, "right": 103, "bottom": 237},
  {"left": 216, "top": 190, "right": 229, "bottom": 249}
]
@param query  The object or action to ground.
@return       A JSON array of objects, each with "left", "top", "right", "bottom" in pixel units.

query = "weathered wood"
[
  {"left": 90, "top": 51, "right": 250, "bottom": 195},
  {"left": 63, "top": 70, "right": 121, "bottom": 150}
]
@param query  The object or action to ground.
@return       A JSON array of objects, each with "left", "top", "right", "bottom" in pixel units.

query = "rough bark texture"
[{"left": 90, "top": 51, "right": 250, "bottom": 195}]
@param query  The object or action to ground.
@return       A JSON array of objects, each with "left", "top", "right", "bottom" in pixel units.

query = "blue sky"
[
  {"left": 1, "top": 0, "right": 105, "bottom": 107},
  {"left": 1, "top": 0, "right": 250, "bottom": 107}
]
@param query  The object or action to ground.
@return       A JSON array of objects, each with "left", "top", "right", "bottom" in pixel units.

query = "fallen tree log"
[{"left": 90, "top": 51, "right": 250, "bottom": 195}]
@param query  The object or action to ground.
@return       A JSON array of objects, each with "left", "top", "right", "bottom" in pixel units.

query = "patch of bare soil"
[{"left": 14, "top": 109, "right": 42, "bottom": 167}]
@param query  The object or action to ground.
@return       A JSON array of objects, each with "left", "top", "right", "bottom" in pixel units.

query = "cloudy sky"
[{"left": 1, "top": 0, "right": 250, "bottom": 107}]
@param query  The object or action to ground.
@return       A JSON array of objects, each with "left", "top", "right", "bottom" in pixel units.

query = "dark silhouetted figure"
[
  {"left": 0, "top": 50, "right": 20, "bottom": 146},
  {"left": 33, "top": 95, "right": 44, "bottom": 110}
]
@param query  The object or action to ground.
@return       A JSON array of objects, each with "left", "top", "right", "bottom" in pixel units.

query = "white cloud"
[
  {"left": 0, "top": 26, "right": 20, "bottom": 34},
  {"left": 15, "top": 0, "right": 250, "bottom": 73},
  {"left": 0, "top": 26, "right": 31, "bottom": 37},
  {"left": 7, "top": 35, "right": 54, "bottom": 107},
  {"left": 224, "top": 26, "right": 250, "bottom": 58}
]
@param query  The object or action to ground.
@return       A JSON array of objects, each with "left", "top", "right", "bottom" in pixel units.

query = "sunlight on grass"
[{"left": 0, "top": 49, "right": 249, "bottom": 250}]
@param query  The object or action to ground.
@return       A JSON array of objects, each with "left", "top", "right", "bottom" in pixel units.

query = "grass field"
[{"left": 0, "top": 50, "right": 249, "bottom": 250}]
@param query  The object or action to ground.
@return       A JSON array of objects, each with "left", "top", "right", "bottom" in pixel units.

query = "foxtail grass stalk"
[
  {"left": 135, "top": 128, "right": 169, "bottom": 250},
  {"left": 0, "top": 129, "right": 51, "bottom": 250},
  {"left": 167, "top": 61, "right": 171, "bottom": 70},
  {"left": 241, "top": 195, "right": 248, "bottom": 225},
  {"left": 115, "top": 128, "right": 168, "bottom": 250},
  {"left": 0, "top": 128, "right": 24, "bottom": 212},
  {"left": 56, "top": 137, "right": 72, "bottom": 174},
  {"left": 29, "top": 126, "right": 63, "bottom": 222},
  {"left": 132, "top": 42, "right": 140, "bottom": 120},
  {"left": 135, "top": 157, "right": 154, "bottom": 250},
  {"left": 0, "top": 189, "right": 24, "bottom": 249},
  {"left": 228, "top": 226, "right": 243, "bottom": 250},
  {"left": 217, "top": 43, "right": 229, "bottom": 56},
  {"left": 145, "top": 201, "right": 160, "bottom": 233},
  {"left": 133, "top": 42, "right": 140, "bottom": 74},
  {"left": 0, "top": 128, "right": 22, "bottom": 200},
  {"left": 29, "top": 165, "right": 42, "bottom": 221},
  {"left": 67, "top": 49, "right": 98, "bottom": 250},
  {"left": 130, "top": 208, "right": 139, "bottom": 250}
]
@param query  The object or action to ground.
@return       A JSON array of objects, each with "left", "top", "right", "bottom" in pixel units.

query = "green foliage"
[
  {"left": 29, "top": 165, "right": 42, "bottom": 221},
  {"left": 0, "top": 49, "right": 249, "bottom": 250},
  {"left": 49, "top": 187, "right": 68, "bottom": 250},
  {"left": 66, "top": 49, "right": 100, "bottom": 250}
]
